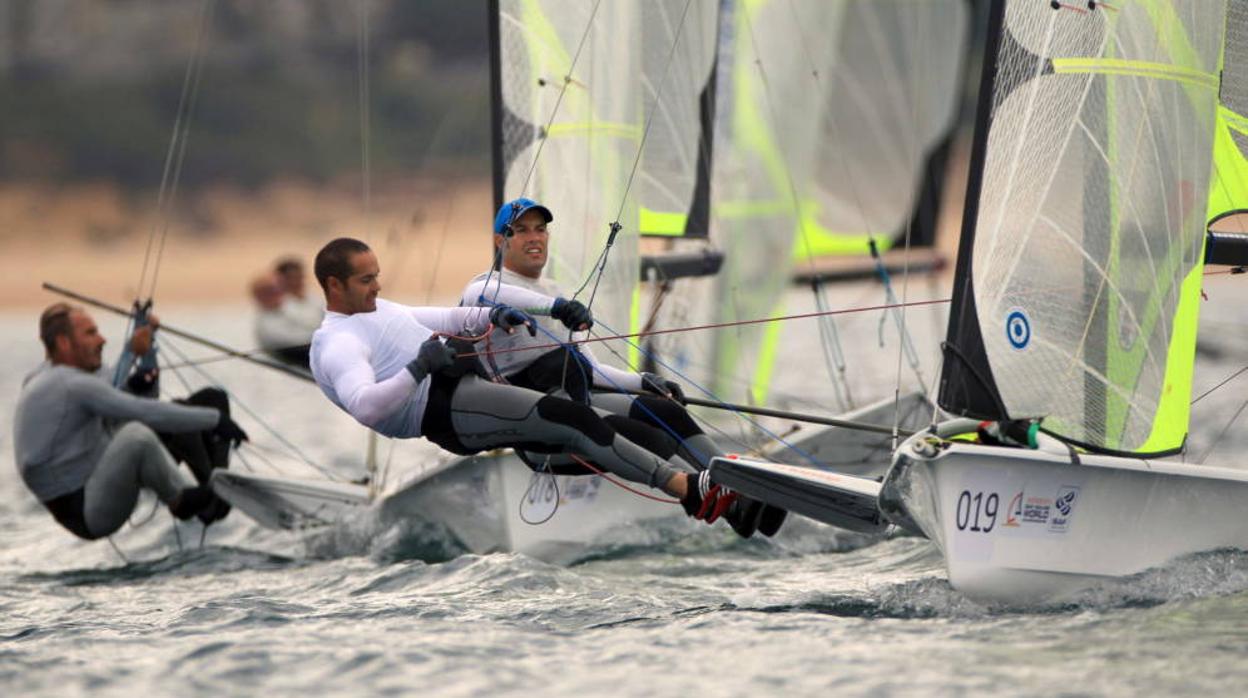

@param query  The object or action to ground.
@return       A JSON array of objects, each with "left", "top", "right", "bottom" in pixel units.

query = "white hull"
[
  {"left": 882, "top": 431, "right": 1248, "bottom": 603},
  {"left": 214, "top": 451, "right": 684, "bottom": 564},
  {"left": 376, "top": 452, "right": 683, "bottom": 564},
  {"left": 211, "top": 470, "right": 371, "bottom": 530}
]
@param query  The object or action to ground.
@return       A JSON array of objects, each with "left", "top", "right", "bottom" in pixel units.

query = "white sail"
[
  {"left": 637, "top": 0, "right": 718, "bottom": 237},
  {"left": 942, "top": 0, "right": 1226, "bottom": 453},
  {"left": 710, "top": 0, "right": 968, "bottom": 407},
  {"left": 801, "top": 1, "right": 967, "bottom": 254},
  {"left": 497, "top": 0, "right": 719, "bottom": 371}
]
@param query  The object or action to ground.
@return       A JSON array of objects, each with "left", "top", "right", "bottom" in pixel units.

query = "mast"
[
  {"left": 487, "top": 0, "right": 504, "bottom": 214},
  {"left": 936, "top": 0, "right": 1007, "bottom": 420}
]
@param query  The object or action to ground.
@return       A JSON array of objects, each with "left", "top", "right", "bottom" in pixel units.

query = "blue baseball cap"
[{"left": 493, "top": 198, "right": 553, "bottom": 235}]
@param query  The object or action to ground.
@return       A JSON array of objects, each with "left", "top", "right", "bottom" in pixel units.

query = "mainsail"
[
  {"left": 939, "top": 0, "right": 1229, "bottom": 455},
  {"left": 709, "top": 0, "right": 968, "bottom": 405},
  {"left": 493, "top": 0, "right": 719, "bottom": 371},
  {"left": 493, "top": 0, "right": 971, "bottom": 412}
]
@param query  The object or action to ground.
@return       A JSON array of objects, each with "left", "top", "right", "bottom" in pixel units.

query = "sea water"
[{"left": 3, "top": 279, "right": 1248, "bottom": 696}]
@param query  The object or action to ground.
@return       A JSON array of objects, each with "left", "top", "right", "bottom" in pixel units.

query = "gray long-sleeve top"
[{"left": 13, "top": 362, "right": 220, "bottom": 501}]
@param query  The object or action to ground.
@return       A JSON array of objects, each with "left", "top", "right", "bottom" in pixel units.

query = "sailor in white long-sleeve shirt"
[{"left": 308, "top": 237, "right": 765, "bottom": 534}]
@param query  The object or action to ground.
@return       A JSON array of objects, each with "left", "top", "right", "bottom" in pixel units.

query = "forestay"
[{"left": 940, "top": 0, "right": 1228, "bottom": 455}]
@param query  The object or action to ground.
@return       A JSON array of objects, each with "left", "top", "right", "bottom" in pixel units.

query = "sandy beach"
[{"left": 0, "top": 177, "right": 495, "bottom": 311}]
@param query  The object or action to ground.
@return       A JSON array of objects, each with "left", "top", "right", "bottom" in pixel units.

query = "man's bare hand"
[{"left": 130, "top": 314, "right": 159, "bottom": 355}]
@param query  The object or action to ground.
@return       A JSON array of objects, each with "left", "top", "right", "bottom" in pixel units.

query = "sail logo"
[
  {"left": 1003, "top": 491, "right": 1023, "bottom": 527},
  {"left": 1005, "top": 309, "right": 1031, "bottom": 350},
  {"left": 1048, "top": 486, "right": 1080, "bottom": 533}
]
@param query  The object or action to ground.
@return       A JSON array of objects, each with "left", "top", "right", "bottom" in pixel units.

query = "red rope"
[
  {"left": 564, "top": 453, "right": 680, "bottom": 504},
  {"left": 431, "top": 326, "right": 495, "bottom": 342},
  {"left": 455, "top": 297, "right": 952, "bottom": 360},
  {"left": 432, "top": 324, "right": 512, "bottom": 383}
]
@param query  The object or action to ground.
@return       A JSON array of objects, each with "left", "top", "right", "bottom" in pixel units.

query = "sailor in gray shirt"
[{"left": 13, "top": 303, "right": 245, "bottom": 540}]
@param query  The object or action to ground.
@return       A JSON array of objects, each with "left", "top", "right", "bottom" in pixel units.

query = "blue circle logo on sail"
[{"left": 1005, "top": 309, "right": 1031, "bottom": 350}]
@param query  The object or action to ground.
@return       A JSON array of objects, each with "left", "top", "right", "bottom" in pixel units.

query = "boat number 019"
[{"left": 955, "top": 490, "right": 998, "bottom": 533}]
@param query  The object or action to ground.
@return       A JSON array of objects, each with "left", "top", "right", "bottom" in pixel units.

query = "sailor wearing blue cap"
[{"left": 461, "top": 198, "right": 789, "bottom": 539}]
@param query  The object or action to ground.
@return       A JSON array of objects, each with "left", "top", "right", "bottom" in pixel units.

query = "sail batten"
[{"left": 939, "top": 0, "right": 1227, "bottom": 455}]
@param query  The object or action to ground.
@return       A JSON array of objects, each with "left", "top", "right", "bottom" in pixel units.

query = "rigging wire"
[
  {"left": 459, "top": 296, "right": 952, "bottom": 361},
  {"left": 607, "top": 0, "right": 697, "bottom": 230},
  {"left": 590, "top": 332, "right": 780, "bottom": 459},
  {"left": 738, "top": 3, "right": 941, "bottom": 416},
  {"left": 889, "top": 4, "right": 928, "bottom": 449},
  {"left": 565, "top": 0, "right": 697, "bottom": 316},
  {"left": 136, "top": 0, "right": 216, "bottom": 302},
  {"left": 590, "top": 318, "right": 823, "bottom": 466},
  {"left": 516, "top": 0, "right": 605, "bottom": 200},
  {"left": 564, "top": 453, "right": 679, "bottom": 504},
  {"left": 159, "top": 334, "right": 343, "bottom": 482},
  {"left": 782, "top": 1, "right": 937, "bottom": 433},
  {"left": 475, "top": 0, "right": 606, "bottom": 377},
  {"left": 518, "top": 460, "right": 560, "bottom": 526},
  {"left": 1191, "top": 364, "right": 1248, "bottom": 405},
  {"left": 354, "top": 0, "right": 381, "bottom": 490},
  {"left": 145, "top": 0, "right": 217, "bottom": 301},
  {"left": 773, "top": 0, "right": 856, "bottom": 413},
  {"left": 1197, "top": 397, "right": 1248, "bottom": 465},
  {"left": 356, "top": 0, "right": 373, "bottom": 241}
]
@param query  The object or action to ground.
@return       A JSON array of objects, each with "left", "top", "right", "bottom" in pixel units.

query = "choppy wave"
[{"left": 5, "top": 298, "right": 1248, "bottom": 696}]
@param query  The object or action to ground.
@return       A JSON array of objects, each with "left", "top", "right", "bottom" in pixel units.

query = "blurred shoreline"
[{"left": 0, "top": 177, "right": 494, "bottom": 310}]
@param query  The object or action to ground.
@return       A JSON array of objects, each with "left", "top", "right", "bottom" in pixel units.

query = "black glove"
[
  {"left": 407, "top": 337, "right": 457, "bottom": 383},
  {"left": 125, "top": 367, "right": 160, "bottom": 396},
  {"left": 442, "top": 337, "right": 489, "bottom": 379},
  {"left": 550, "top": 297, "right": 593, "bottom": 331},
  {"left": 640, "top": 372, "right": 687, "bottom": 404},
  {"left": 214, "top": 411, "right": 249, "bottom": 448},
  {"left": 490, "top": 304, "right": 536, "bottom": 336}
]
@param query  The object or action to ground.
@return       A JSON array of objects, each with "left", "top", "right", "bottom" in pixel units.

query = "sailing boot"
[
  {"left": 195, "top": 486, "right": 231, "bottom": 525},
  {"left": 756, "top": 505, "right": 788, "bottom": 537},
  {"left": 681, "top": 471, "right": 763, "bottom": 538},
  {"left": 169, "top": 485, "right": 218, "bottom": 520},
  {"left": 198, "top": 429, "right": 233, "bottom": 525},
  {"left": 196, "top": 388, "right": 241, "bottom": 525}
]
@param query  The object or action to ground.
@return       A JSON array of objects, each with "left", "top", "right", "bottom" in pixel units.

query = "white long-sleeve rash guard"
[
  {"left": 461, "top": 269, "right": 644, "bottom": 392},
  {"left": 309, "top": 298, "right": 492, "bottom": 438}
]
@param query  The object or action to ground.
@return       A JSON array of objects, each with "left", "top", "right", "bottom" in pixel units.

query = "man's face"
[
  {"left": 279, "top": 267, "right": 305, "bottom": 297},
  {"left": 58, "top": 310, "right": 106, "bottom": 372},
  {"left": 498, "top": 209, "right": 549, "bottom": 279},
  {"left": 332, "top": 250, "right": 381, "bottom": 314}
]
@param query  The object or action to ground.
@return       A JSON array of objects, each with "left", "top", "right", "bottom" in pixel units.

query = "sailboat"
[
  {"left": 698, "top": 0, "right": 969, "bottom": 473},
  {"left": 214, "top": 0, "right": 980, "bottom": 556},
  {"left": 214, "top": 0, "right": 724, "bottom": 560},
  {"left": 714, "top": 0, "right": 1248, "bottom": 603}
]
